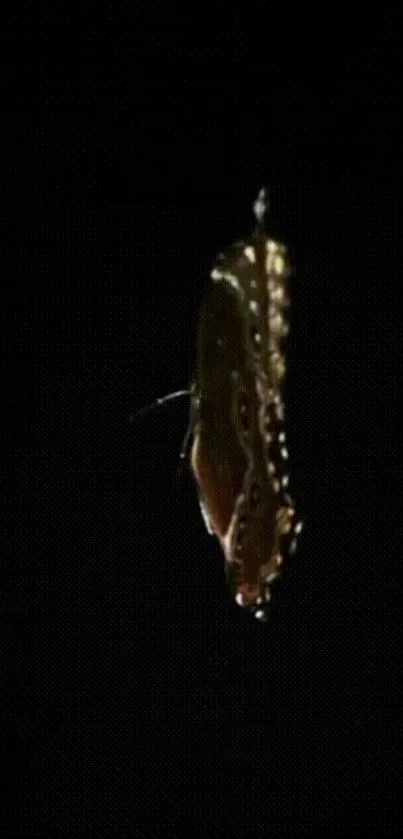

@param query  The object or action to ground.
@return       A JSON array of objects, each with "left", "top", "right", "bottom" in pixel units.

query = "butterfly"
[{"left": 133, "top": 189, "right": 302, "bottom": 621}]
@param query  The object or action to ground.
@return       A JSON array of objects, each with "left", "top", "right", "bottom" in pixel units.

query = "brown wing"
[
  {"left": 190, "top": 281, "right": 249, "bottom": 540},
  {"left": 190, "top": 232, "right": 302, "bottom": 614}
]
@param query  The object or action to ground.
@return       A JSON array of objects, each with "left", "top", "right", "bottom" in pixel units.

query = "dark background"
[{"left": 2, "top": 10, "right": 401, "bottom": 835}]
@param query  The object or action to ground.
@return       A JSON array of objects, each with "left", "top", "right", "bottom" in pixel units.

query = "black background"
[{"left": 2, "top": 10, "right": 401, "bottom": 835}]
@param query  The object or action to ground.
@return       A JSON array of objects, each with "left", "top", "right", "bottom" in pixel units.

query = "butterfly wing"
[{"left": 191, "top": 233, "right": 301, "bottom": 612}]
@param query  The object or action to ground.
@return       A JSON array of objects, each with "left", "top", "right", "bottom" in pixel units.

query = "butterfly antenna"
[
  {"left": 129, "top": 388, "right": 195, "bottom": 498},
  {"left": 128, "top": 389, "right": 192, "bottom": 423}
]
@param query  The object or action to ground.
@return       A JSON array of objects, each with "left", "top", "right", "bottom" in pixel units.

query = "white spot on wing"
[
  {"left": 244, "top": 246, "right": 256, "bottom": 264},
  {"left": 210, "top": 268, "right": 241, "bottom": 294},
  {"left": 275, "top": 401, "right": 284, "bottom": 420},
  {"left": 271, "top": 284, "right": 286, "bottom": 304},
  {"left": 270, "top": 312, "right": 284, "bottom": 333},
  {"left": 265, "top": 240, "right": 287, "bottom": 277},
  {"left": 274, "top": 254, "right": 285, "bottom": 275}
]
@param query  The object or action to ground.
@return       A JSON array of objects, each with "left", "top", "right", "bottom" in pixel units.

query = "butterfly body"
[
  {"left": 133, "top": 191, "right": 302, "bottom": 619},
  {"left": 189, "top": 207, "right": 302, "bottom": 614}
]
